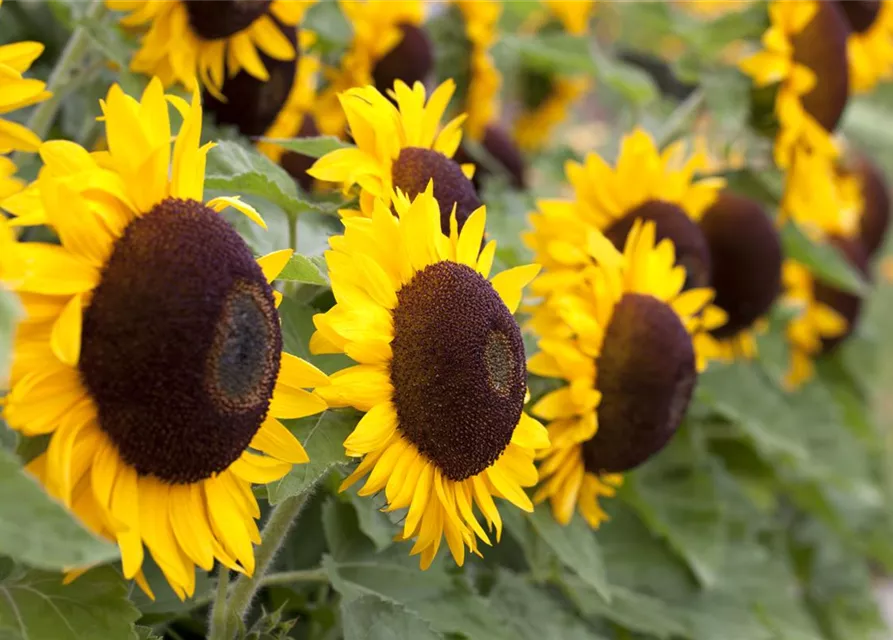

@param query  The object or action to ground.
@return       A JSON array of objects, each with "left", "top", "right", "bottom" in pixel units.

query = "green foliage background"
[{"left": 2, "top": 1, "right": 893, "bottom": 639}]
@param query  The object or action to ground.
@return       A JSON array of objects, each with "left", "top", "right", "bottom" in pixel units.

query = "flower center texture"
[
  {"left": 389, "top": 261, "right": 526, "bottom": 481},
  {"left": 184, "top": 0, "right": 272, "bottom": 40},
  {"left": 79, "top": 198, "right": 281, "bottom": 484}
]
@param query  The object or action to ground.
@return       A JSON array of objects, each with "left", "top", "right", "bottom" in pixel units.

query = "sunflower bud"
[
  {"left": 456, "top": 125, "right": 527, "bottom": 191},
  {"left": 851, "top": 152, "right": 891, "bottom": 258},
  {"left": 700, "top": 192, "right": 782, "bottom": 338},
  {"left": 604, "top": 201, "right": 712, "bottom": 290},
  {"left": 814, "top": 234, "right": 869, "bottom": 352},
  {"left": 373, "top": 23, "right": 434, "bottom": 96},
  {"left": 203, "top": 21, "right": 298, "bottom": 137}
]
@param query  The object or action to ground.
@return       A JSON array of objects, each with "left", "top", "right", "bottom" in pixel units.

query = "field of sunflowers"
[{"left": 3, "top": 0, "right": 893, "bottom": 638}]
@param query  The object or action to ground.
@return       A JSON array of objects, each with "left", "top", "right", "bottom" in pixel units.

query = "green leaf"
[
  {"left": 0, "top": 566, "right": 140, "bottom": 640},
  {"left": 134, "top": 626, "right": 162, "bottom": 640},
  {"left": 527, "top": 504, "right": 610, "bottom": 601},
  {"left": 322, "top": 500, "right": 514, "bottom": 640},
  {"left": 267, "top": 410, "right": 356, "bottom": 504},
  {"left": 620, "top": 434, "right": 726, "bottom": 588},
  {"left": 344, "top": 490, "right": 396, "bottom": 552},
  {"left": 341, "top": 596, "right": 442, "bottom": 640},
  {"left": 277, "top": 299, "right": 353, "bottom": 375},
  {"left": 276, "top": 254, "right": 328, "bottom": 285},
  {"left": 510, "top": 33, "right": 596, "bottom": 75},
  {"left": 489, "top": 571, "right": 607, "bottom": 640},
  {"left": 129, "top": 558, "right": 213, "bottom": 614},
  {"left": 302, "top": 0, "right": 352, "bottom": 52},
  {"left": 261, "top": 137, "right": 353, "bottom": 159},
  {"left": 0, "top": 448, "right": 118, "bottom": 571},
  {"left": 206, "top": 142, "right": 341, "bottom": 216},
  {"left": 78, "top": 14, "right": 134, "bottom": 67},
  {"left": 0, "top": 290, "right": 22, "bottom": 386},
  {"left": 780, "top": 223, "right": 868, "bottom": 295}
]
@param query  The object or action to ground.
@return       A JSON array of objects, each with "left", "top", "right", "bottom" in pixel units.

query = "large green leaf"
[
  {"left": 0, "top": 449, "right": 118, "bottom": 571},
  {"left": 526, "top": 505, "right": 610, "bottom": 601},
  {"left": 341, "top": 596, "right": 442, "bottom": 640},
  {"left": 780, "top": 223, "right": 868, "bottom": 295},
  {"left": 0, "top": 290, "right": 21, "bottom": 386},
  {"left": 0, "top": 566, "right": 140, "bottom": 640},
  {"left": 267, "top": 411, "right": 356, "bottom": 504},
  {"left": 276, "top": 254, "right": 328, "bottom": 286}
]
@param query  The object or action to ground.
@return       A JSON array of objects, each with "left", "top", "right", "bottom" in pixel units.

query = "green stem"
[
  {"left": 222, "top": 494, "right": 310, "bottom": 636},
  {"left": 16, "top": 0, "right": 105, "bottom": 152},
  {"left": 655, "top": 88, "right": 706, "bottom": 148},
  {"left": 288, "top": 212, "right": 299, "bottom": 252},
  {"left": 255, "top": 568, "right": 328, "bottom": 588},
  {"left": 207, "top": 569, "right": 230, "bottom": 640}
]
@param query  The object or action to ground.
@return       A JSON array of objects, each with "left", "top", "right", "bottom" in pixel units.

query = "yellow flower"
[
  {"left": 454, "top": 0, "right": 502, "bottom": 142},
  {"left": 0, "top": 79, "right": 328, "bottom": 599},
  {"left": 530, "top": 220, "right": 718, "bottom": 527},
  {"left": 0, "top": 14, "right": 51, "bottom": 153},
  {"left": 309, "top": 81, "right": 478, "bottom": 229},
  {"left": 310, "top": 187, "right": 548, "bottom": 569},
  {"left": 782, "top": 255, "right": 861, "bottom": 389},
  {"left": 315, "top": 0, "right": 428, "bottom": 137},
  {"left": 107, "top": 0, "right": 312, "bottom": 97},
  {"left": 525, "top": 128, "right": 724, "bottom": 296},
  {"left": 673, "top": 0, "right": 752, "bottom": 19},
  {"left": 542, "top": 0, "right": 595, "bottom": 35},
  {"left": 513, "top": 75, "right": 589, "bottom": 153},
  {"left": 738, "top": 0, "right": 849, "bottom": 166},
  {"left": 840, "top": 0, "right": 893, "bottom": 93}
]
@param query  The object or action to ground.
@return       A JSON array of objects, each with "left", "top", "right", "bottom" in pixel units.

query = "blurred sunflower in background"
[
  {"left": 308, "top": 80, "right": 481, "bottom": 233},
  {"left": 526, "top": 128, "right": 724, "bottom": 297},
  {"left": 311, "top": 188, "right": 547, "bottom": 569},
  {"left": 255, "top": 29, "right": 321, "bottom": 191},
  {"left": 739, "top": 0, "right": 850, "bottom": 166},
  {"left": 837, "top": 0, "right": 893, "bottom": 93},
  {"left": 530, "top": 220, "right": 721, "bottom": 526},
  {"left": 315, "top": 0, "right": 431, "bottom": 137},
  {"left": 0, "top": 80, "right": 329, "bottom": 599},
  {"left": 107, "top": 0, "right": 311, "bottom": 98}
]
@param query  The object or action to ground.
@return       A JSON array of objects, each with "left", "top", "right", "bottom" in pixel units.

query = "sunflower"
[
  {"left": 738, "top": 0, "right": 849, "bottom": 167},
  {"left": 513, "top": 74, "right": 589, "bottom": 153},
  {"left": 255, "top": 29, "right": 321, "bottom": 189},
  {"left": 107, "top": 0, "right": 311, "bottom": 98},
  {"left": 0, "top": 79, "right": 329, "bottom": 599},
  {"left": 529, "top": 220, "right": 721, "bottom": 527},
  {"left": 542, "top": 0, "right": 596, "bottom": 36},
  {"left": 697, "top": 191, "right": 783, "bottom": 361},
  {"left": 525, "top": 128, "right": 724, "bottom": 297},
  {"left": 454, "top": 0, "right": 502, "bottom": 143},
  {"left": 846, "top": 150, "right": 891, "bottom": 258},
  {"left": 310, "top": 187, "right": 548, "bottom": 568},
  {"left": 782, "top": 244, "right": 867, "bottom": 388},
  {"left": 314, "top": 0, "right": 429, "bottom": 137},
  {"left": 308, "top": 80, "right": 480, "bottom": 232},
  {"left": 0, "top": 10, "right": 51, "bottom": 154},
  {"left": 839, "top": 0, "right": 893, "bottom": 93},
  {"left": 673, "top": 0, "right": 753, "bottom": 19}
]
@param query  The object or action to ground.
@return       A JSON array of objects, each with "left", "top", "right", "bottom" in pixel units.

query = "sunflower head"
[
  {"left": 372, "top": 22, "right": 434, "bottom": 95},
  {"left": 699, "top": 191, "right": 783, "bottom": 339},
  {"left": 1, "top": 79, "right": 327, "bottom": 599},
  {"left": 203, "top": 22, "right": 298, "bottom": 136},
  {"left": 183, "top": 0, "right": 273, "bottom": 39},
  {"left": 837, "top": 0, "right": 893, "bottom": 92},
  {"left": 308, "top": 80, "right": 481, "bottom": 234},
  {"left": 312, "top": 188, "right": 548, "bottom": 568},
  {"left": 604, "top": 200, "right": 712, "bottom": 291},
  {"left": 461, "top": 125, "right": 527, "bottom": 191},
  {"left": 530, "top": 221, "right": 717, "bottom": 526},
  {"left": 837, "top": 0, "right": 882, "bottom": 32}
]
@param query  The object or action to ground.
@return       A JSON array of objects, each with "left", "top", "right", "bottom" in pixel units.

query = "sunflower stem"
[
  {"left": 17, "top": 0, "right": 105, "bottom": 154},
  {"left": 207, "top": 569, "right": 230, "bottom": 640},
  {"left": 221, "top": 493, "right": 309, "bottom": 637},
  {"left": 287, "top": 212, "right": 299, "bottom": 251},
  {"left": 654, "top": 87, "right": 705, "bottom": 149},
  {"left": 254, "top": 568, "right": 328, "bottom": 588}
]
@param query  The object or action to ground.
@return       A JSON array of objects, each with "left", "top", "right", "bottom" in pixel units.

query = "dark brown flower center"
[
  {"left": 851, "top": 152, "right": 890, "bottom": 258},
  {"left": 392, "top": 147, "right": 483, "bottom": 236},
  {"left": 700, "top": 192, "right": 782, "bottom": 338},
  {"left": 456, "top": 125, "right": 528, "bottom": 191},
  {"left": 389, "top": 261, "right": 526, "bottom": 481},
  {"left": 583, "top": 293, "right": 696, "bottom": 474},
  {"left": 185, "top": 0, "right": 272, "bottom": 40},
  {"left": 604, "top": 200, "right": 712, "bottom": 291},
  {"left": 790, "top": 1, "right": 850, "bottom": 132},
  {"left": 373, "top": 23, "right": 434, "bottom": 96},
  {"left": 204, "top": 21, "right": 297, "bottom": 137},
  {"left": 813, "top": 235, "right": 869, "bottom": 353},
  {"left": 836, "top": 0, "right": 881, "bottom": 33},
  {"left": 79, "top": 198, "right": 281, "bottom": 484}
]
